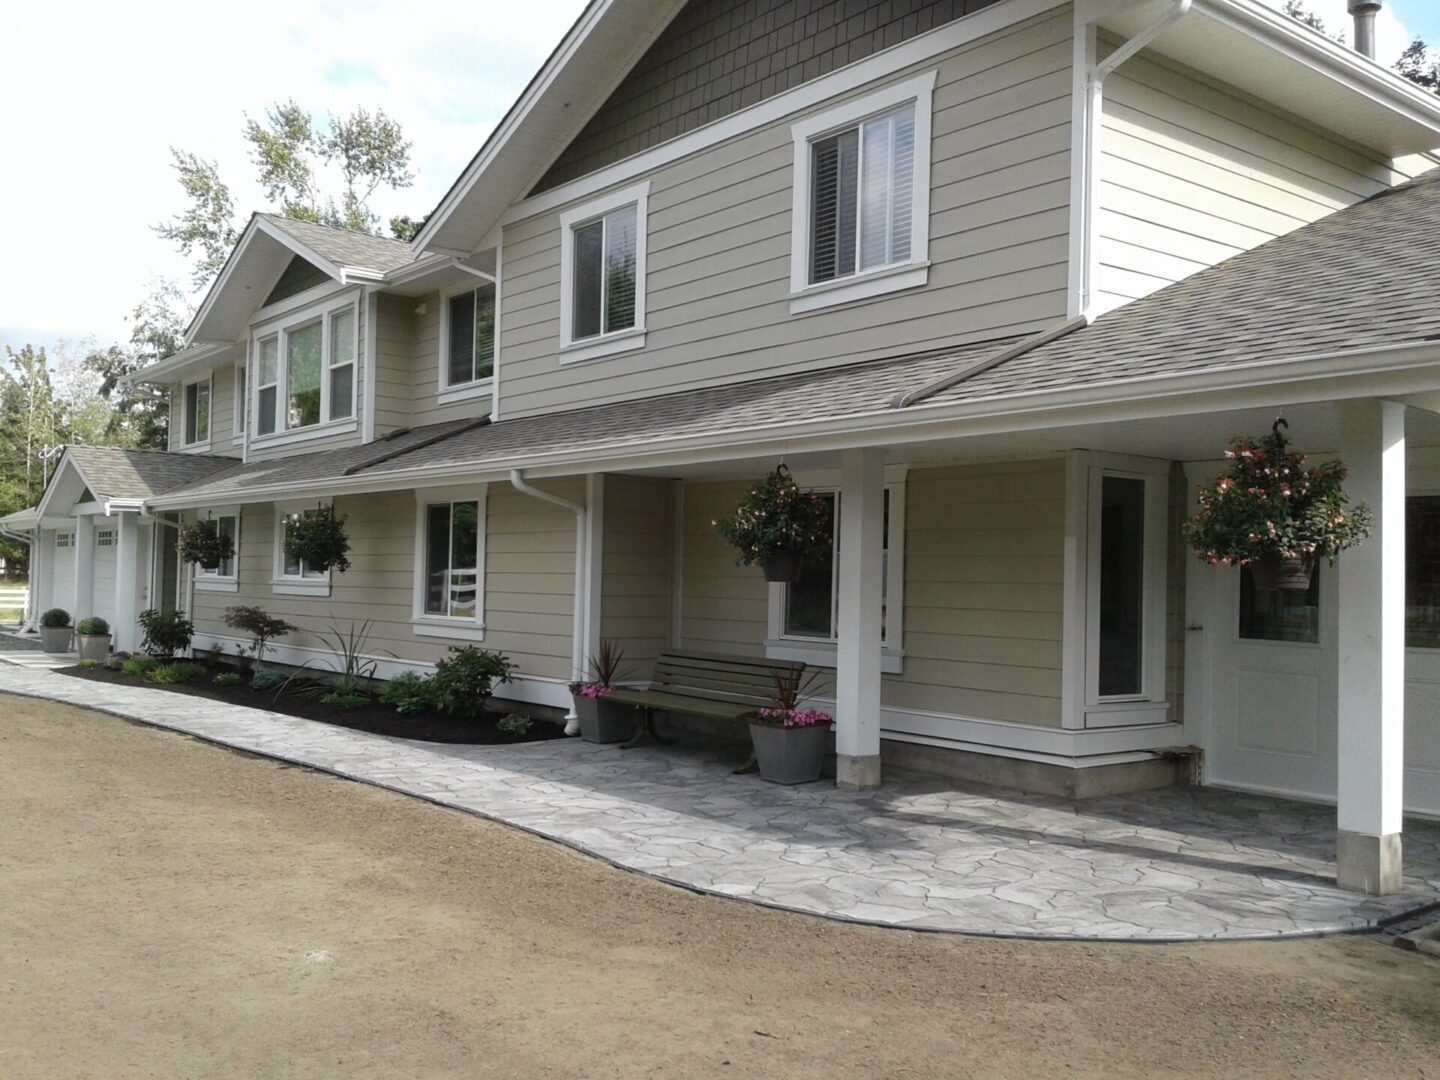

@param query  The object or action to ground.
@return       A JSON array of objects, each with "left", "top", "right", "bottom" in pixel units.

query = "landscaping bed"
[{"left": 56, "top": 663, "right": 566, "bottom": 745}]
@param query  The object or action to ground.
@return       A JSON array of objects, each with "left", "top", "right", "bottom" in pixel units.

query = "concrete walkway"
[{"left": 3, "top": 658, "right": 1438, "bottom": 941}]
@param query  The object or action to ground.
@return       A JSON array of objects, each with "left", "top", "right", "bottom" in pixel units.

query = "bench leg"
[{"left": 620, "top": 707, "right": 673, "bottom": 749}]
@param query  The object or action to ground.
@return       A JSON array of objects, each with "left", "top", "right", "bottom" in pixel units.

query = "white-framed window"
[
  {"left": 180, "top": 375, "right": 212, "bottom": 448},
  {"left": 195, "top": 510, "right": 240, "bottom": 591},
  {"left": 440, "top": 281, "right": 497, "bottom": 392},
  {"left": 411, "top": 486, "right": 488, "bottom": 642},
  {"left": 95, "top": 529, "right": 116, "bottom": 548},
  {"left": 55, "top": 531, "right": 74, "bottom": 549},
  {"left": 558, "top": 182, "right": 649, "bottom": 364},
  {"left": 250, "top": 293, "right": 359, "bottom": 443},
  {"left": 789, "top": 72, "right": 934, "bottom": 315},
  {"left": 272, "top": 502, "right": 332, "bottom": 597},
  {"left": 764, "top": 470, "right": 907, "bottom": 673},
  {"left": 233, "top": 363, "right": 247, "bottom": 444}
]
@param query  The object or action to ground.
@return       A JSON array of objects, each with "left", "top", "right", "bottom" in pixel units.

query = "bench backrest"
[{"left": 649, "top": 649, "right": 805, "bottom": 709}]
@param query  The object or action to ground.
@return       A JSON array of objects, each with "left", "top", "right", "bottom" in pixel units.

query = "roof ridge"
[{"left": 263, "top": 213, "right": 412, "bottom": 248}]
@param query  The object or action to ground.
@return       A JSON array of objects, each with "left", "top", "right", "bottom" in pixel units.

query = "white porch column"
[
  {"left": 835, "top": 447, "right": 885, "bottom": 790},
  {"left": 1336, "top": 399, "right": 1406, "bottom": 894},
  {"left": 73, "top": 516, "right": 94, "bottom": 620},
  {"left": 28, "top": 528, "right": 48, "bottom": 632},
  {"left": 114, "top": 513, "right": 142, "bottom": 653}
]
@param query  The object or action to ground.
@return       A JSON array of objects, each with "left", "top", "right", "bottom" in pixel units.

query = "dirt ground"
[{"left": 2, "top": 694, "right": 1439, "bottom": 1080}]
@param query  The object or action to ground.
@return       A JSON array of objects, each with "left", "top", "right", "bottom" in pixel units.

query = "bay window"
[
  {"left": 412, "top": 486, "right": 488, "bottom": 641},
  {"left": 559, "top": 182, "right": 648, "bottom": 363},
  {"left": 251, "top": 294, "right": 359, "bottom": 440}
]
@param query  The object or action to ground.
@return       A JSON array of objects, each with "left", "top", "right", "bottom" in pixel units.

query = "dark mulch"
[{"left": 56, "top": 664, "right": 568, "bottom": 745}]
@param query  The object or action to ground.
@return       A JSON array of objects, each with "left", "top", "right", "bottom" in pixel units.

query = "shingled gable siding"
[
  {"left": 186, "top": 484, "right": 579, "bottom": 683},
  {"left": 1095, "top": 47, "right": 1435, "bottom": 312},
  {"left": 501, "top": 7, "right": 1073, "bottom": 420},
  {"left": 264, "top": 255, "right": 331, "bottom": 307},
  {"left": 677, "top": 459, "right": 1065, "bottom": 728},
  {"left": 534, "top": 0, "right": 1004, "bottom": 192}
]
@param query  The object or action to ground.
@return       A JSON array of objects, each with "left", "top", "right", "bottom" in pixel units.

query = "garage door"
[{"left": 92, "top": 526, "right": 118, "bottom": 624}]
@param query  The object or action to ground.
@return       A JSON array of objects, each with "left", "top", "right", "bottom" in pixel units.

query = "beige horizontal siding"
[
  {"left": 1097, "top": 48, "right": 1418, "bottom": 310},
  {"left": 407, "top": 290, "right": 497, "bottom": 428},
  {"left": 600, "top": 474, "right": 675, "bottom": 676},
  {"left": 373, "top": 293, "right": 415, "bottom": 437},
  {"left": 497, "top": 9, "right": 1075, "bottom": 419}
]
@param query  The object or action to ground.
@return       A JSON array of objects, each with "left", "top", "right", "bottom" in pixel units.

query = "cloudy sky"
[{"left": 0, "top": 0, "right": 1436, "bottom": 359}]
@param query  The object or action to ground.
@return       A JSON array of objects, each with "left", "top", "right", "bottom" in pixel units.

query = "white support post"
[
  {"left": 835, "top": 447, "right": 885, "bottom": 790},
  {"left": 28, "top": 529, "right": 48, "bottom": 633},
  {"left": 114, "top": 514, "right": 142, "bottom": 653},
  {"left": 1336, "top": 399, "right": 1406, "bottom": 894},
  {"left": 73, "top": 516, "right": 94, "bottom": 622}
]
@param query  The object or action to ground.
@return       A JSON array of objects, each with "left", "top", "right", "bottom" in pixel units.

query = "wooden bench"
[{"left": 604, "top": 649, "right": 806, "bottom": 767}]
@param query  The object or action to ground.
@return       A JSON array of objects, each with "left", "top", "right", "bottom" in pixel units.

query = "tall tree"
[
  {"left": 83, "top": 281, "right": 187, "bottom": 451},
  {"left": 0, "top": 346, "right": 65, "bottom": 509},
  {"left": 153, "top": 151, "right": 242, "bottom": 291},
  {"left": 1395, "top": 38, "right": 1440, "bottom": 92}
]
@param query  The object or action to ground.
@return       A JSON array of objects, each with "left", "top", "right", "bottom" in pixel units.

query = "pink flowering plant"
[
  {"left": 713, "top": 465, "right": 832, "bottom": 568},
  {"left": 1184, "top": 428, "right": 1371, "bottom": 567},
  {"left": 752, "top": 667, "right": 832, "bottom": 728},
  {"left": 569, "top": 639, "right": 629, "bottom": 698}
]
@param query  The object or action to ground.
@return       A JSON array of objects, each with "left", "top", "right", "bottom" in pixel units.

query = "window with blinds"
[
  {"left": 571, "top": 204, "right": 637, "bottom": 340},
  {"left": 445, "top": 285, "right": 496, "bottom": 386},
  {"left": 809, "top": 105, "right": 915, "bottom": 285}
]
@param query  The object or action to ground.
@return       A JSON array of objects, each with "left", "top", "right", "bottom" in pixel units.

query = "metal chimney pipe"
[{"left": 1348, "top": 0, "right": 1381, "bottom": 59}]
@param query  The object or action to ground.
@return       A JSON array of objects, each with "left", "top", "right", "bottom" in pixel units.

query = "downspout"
[
  {"left": 1075, "top": 0, "right": 1191, "bottom": 320},
  {"left": 509, "top": 469, "right": 587, "bottom": 736}
]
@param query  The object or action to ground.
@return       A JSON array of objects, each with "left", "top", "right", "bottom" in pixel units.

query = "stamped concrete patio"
[{"left": 4, "top": 658, "right": 1438, "bottom": 941}]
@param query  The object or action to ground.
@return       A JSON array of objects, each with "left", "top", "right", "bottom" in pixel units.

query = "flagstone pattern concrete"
[{"left": 4, "top": 659, "right": 1438, "bottom": 942}]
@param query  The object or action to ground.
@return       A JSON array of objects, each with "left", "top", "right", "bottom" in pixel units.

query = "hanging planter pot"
[
  {"left": 178, "top": 519, "right": 235, "bottom": 570},
  {"left": 1247, "top": 552, "right": 1316, "bottom": 593},
  {"left": 283, "top": 505, "right": 352, "bottom": 573},
  {"left": 713, "top": 464, "right": 832, "bottom": 581}
]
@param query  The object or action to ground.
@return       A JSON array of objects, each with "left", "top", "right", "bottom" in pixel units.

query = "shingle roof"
[
  {"left": 153, "top": 166, "right": 1440, "bottom": 504},
  {"left": 65, "top": 446, "right": 239, "bottom": 502},
  {"left": 260, "top": 214, "right": 417, "bottom": 274}
]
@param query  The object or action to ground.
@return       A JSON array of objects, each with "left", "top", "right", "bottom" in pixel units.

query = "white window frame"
[
  {"left": 194, "top": 507, "right": 241, "bottom": 593},
  {"left": 437, "top": 277, "right": 498, "bottom": 405},
  {"left": 557, "top": 181, "right": 649, "bottom": 364},
  {"left": 411, "top": 485, "right": 488, "bottom": 642},
  {"left": 764, "top": 467, "right": 907, "bottom": 674},
  {"left": 1071, "top": 452, "right": 1170, "bottom": 729},
  {"left": 249, "top": 292, "right": 360, "bottom": 448},
  {"left": 179, "top": 374, "right": 212, "bottom": 451},
  {"left": 232, "top": 362, "right": 247, "bottom": 448},
  {"left": 788, "top": 71, "right": 934, "bottom": 316},
  {"left": 55, "top": 531, "right": 74, "bottom": 549},
  {"left": 271, "top": 500, "right": 332, "bottom": 597}
]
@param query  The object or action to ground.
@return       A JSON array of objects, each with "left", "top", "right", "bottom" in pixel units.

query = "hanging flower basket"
[
  {"left": 178, "top": 519, "right": 235, "bottom": 570},
  {"left": 713, "top": 465, "right": 832, "bottom": 582},
  {"left": 284, "top": 505, "right": 352, "bottom": 573},
  {"left": 1184, "top": 424, "right": 1372, "bottom": 592}
]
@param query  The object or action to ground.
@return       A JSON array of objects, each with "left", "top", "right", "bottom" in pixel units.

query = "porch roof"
[{"left": 63, "top": 446, "right": 238, "bottom": 504}]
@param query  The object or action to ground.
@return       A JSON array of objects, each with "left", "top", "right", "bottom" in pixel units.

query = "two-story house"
[{"left": 12, "top": 0, "right": 1440, "bottom": 894}]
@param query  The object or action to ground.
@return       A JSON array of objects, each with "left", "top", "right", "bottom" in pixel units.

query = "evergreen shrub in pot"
[
  {"left": 75, "top": 616, "right": 111, "bottom": 662},
  {"left": 714, "top": 465, "right": 832, "bottom": 583},
  {"left": 39, "top": 608, "right": 72, "bottom": 653}
]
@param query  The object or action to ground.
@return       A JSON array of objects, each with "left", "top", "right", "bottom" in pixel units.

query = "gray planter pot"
[
  {"left": 574, "top": 694, "right": 635, "bottom": 743},
  {"left": 40, "top": 626, "right": 73, "bottom": 654},
  {"left": 77, "top": 634, "right": 111, "bottom": 663},
  {"left": 749, "top": 722, "right": 830, "bottom": 784}
]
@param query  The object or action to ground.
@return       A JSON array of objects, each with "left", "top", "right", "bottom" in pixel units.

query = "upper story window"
[
  {"left": 443, "top": 283, "right": 496, "bottom": 388},
  {"left": 558, "top": 182, "right": 649, "bottom": 364},
  {"left": 252, "top": 296, "right": 358, "bottom": 441},
  {"left": 181, "top": 376, "right": 211, "bottom": 447},
  {"left": 233, "top": 363, "right": 247, "bottom": 442},
  {"left": 789, "top": 72, "right": 934, "bottom": 315}
]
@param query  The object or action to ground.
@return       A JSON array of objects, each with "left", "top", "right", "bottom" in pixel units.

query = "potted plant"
[
  {"left": 178, "top": 518, "right": 234, "bottom": 570},
  {"left": 283, "top": 505, "right": 351, "bottom": 573},
  {"left": 1185, "top": 425, "right": 1373, "bottom": 591},
  {"left": 747, "top": 668, "right": 831, "bottom": 784},
  {"left": 38, "top": 608, "right": 73, "bottom": 653},
  {"left": 713, "top": 464, "right": 833, "bottom": 583},
  {"left": 75, "top": 617, "right": 111, "bottom": 662},
  {"left": 569, "top": 640, "right": 633, "bottom": 743}
]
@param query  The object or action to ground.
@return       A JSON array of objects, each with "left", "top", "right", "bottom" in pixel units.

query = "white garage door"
[
  {"left": 50, "top": 530, "right": 76, "bottom": 616},
  {"left": 92, "top": 526, "right": 118, "bottom": 625}
]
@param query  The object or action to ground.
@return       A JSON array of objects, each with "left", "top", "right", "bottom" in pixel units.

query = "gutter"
[{"left": 508, "top": 470, "right": 589, "bottom": 736}]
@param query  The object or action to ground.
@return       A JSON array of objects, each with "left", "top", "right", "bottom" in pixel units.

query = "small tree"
[
  {"left": 138, "top": 609, "right": 194, "bottom": 659},
  {"left": 223, "top": 606, "right": 297, "bottom": 669}
]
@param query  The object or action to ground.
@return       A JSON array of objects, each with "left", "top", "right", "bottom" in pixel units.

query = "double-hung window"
[
  {"left": 442, "top": 283, "right": 496, "bottom": 389},
  {"left": 195, "top": 511, "right": 239, "bottom": 591},
  {"left": 181, "top": 376, "right": 211, "bottom": 447},
  {"left": 251, "top": 294, "right": 359, "bottom": 441},
  {"left": 233, "top": 364, "right": 247, "bottom": 443},
  {"left": 412, "top": 486, "right": 488, "bottom": 641},
  {"left": 558, "top": 182, "right": 648, "bottom": 363},
  {"left": 790, "top": 73, "right": 934, "bottom": 314}
]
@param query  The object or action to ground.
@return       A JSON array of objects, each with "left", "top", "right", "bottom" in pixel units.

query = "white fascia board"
[
  {"left": 34, "top": 453, "right": 92, "bottom": 521},
  {"left": 121, "top": 341, "right": 232, "bottom": 387},
  {"left": 251, "top": 216, "right": 345, "bottom": 281},
  {"left": 143, "top": 339, "right": 1440, "bottom": 510}
]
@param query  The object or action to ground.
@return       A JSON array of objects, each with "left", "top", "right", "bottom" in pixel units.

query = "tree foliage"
[
  {"left": 153, "top": 151, "right": 241, "bottom": 290},
  {"left": 81, "top": 281, "right": 186, "bottom": 451},
  {"left": 1396, "top": 38, "right": 1440, "bottom": 92}
]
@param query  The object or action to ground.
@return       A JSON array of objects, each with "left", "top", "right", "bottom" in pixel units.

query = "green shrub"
[
  {"left": 144, "top": 662, "right": 206, "bottom": 685},
  {"left": 40, "top": 608, "right": 71, "bottom": 629},
  {"left": 78, "top": 658, "right": 99, "bottom": 669},
  {"left": 76, "top": 617, "right": 109, "bottom": 636},
  {"left": 430, "top": 646, "right": 516, "bottom": 719},
  {"left": 379, "top": 671, "right": 435, "bottom": 715},
  {"left": 121, "top": 656, "right": 157, "bottom": 677},
  {"left": 498, "top": 713, "right": 533, "bottom": 735},
  {"left": 138, "top": 609, "right": 194, "bottom": 659},
  {"left": 249, "top": 670, "right": 286, "bottom": 693},
  {"left": 318, "top": 688, "right": 369, "bottom": 711},
  {"left": 213, "top": 672, "right": 243, "bottom": 688},
  {"left": 223, "top": 606, "right": 296, "bottom": 668}
]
